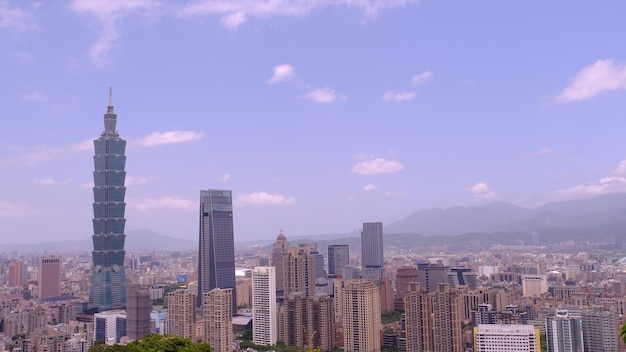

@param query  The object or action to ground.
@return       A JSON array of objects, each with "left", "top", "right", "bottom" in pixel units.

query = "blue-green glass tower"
[{"left": 88, "top": 88, "right": 127, "bottom": 311}]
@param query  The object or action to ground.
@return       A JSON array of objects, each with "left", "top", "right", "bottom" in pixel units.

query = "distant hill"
[{"left": 384, "top": 193, "right": 626, "bottom": 236}]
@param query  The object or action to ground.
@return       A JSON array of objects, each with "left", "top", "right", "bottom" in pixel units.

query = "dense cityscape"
[{"left": 2, "top": 96, "right": 626, "bottom": 352}]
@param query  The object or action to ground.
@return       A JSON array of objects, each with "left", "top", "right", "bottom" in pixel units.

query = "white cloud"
[
  {"left": 303, "top": 88, "right": 344, "bottom": 103},
  {"left": 537, "top": 147, "right": 553, "bottom": 156},
  {"left": 70, "top": 0, "right": 161, "bottom": 65},
  {"left": 267, "top": 64, "right": 294, "bottom": 84},
  {"left": 220, "top": 11, "right": 246, "bottom": 27},
  {"left": 81, "top": 182, "right": 95, "bottom": 190},
  {"left": 236, "top": 192, "right": 295, "bottom": 206},
  {"left": 352, "top": 158, "right": 405, "bottom": 175},
  {"left": 136, "top": 130, "right": 204, "bottom": 147},
  {"left": 130, "top": 197, "right": 195, "bottom": 211},
  {"left": 21, "top": 91, "right": 49, "bottom": 102},
  {"left": 179, "top": 0, "right": 417, "bottom": 27},
  {"left": 6, "top": 138, "right": 95, "bottom": 166},
  {"left": 363, "top": 183, "right": 377, "bottom": 191},
  {"left": 550, "top": 176, "right": 626, "bottom": 201},
  {"left": 412, "top": 71, "right": 433, "bottom": 85},
  {"left": 466, "top": 182, "right": 496, "bottom": 200},
  {"left": 32, "top": 178, "right": 71, "bottom": 186},
  {"left": 383, "top": 90, "right": 416, "bottom": 101},
  {"left": 0, "top": 1, "right": 38, "bottom": 31},
  {"left": 0, "top": 201, "right": 37, "bottom": 217},
  {"left": 614, "top": 161, "right": 626, "bottom": 177},
  {"left": 219, "top": 173, "right": 231, "bottom": 182},
  {"left": 555, "top": 59, "right": 626, "bottom": 102},
  {"left": 126, "top": 176, "right": 149, "bottom": 186}
]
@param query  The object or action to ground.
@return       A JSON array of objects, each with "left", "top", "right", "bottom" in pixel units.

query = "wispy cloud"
[
  {"left": 179, "top": 0, "right": 418, "bottom": 28},
  {"left": 21, "top": 91, "right": 49, "bottom": 102},
  {"left": 0, "top": 0, "right": 38, "bottom": 31},
  {"left": 549, "top": 160, "right": 626, "bottom": 201},
  {"left": 126, "top": 176, "right": 149, "bottom": 186},
  {"left": 303, "top": 88, "right": 344, "bottom": 103},
  {"left": 412, "top": 71, "right": 433, "bottom": 85},
  {"left": 219, "top": 173, "right": 231, "bottom": 182},
  {"left": 70, "top": 0, "right": 161, "bottom": 65},
  {"left": 236, "top": 192, "right": 295, "bottom": 206},
  {"left": 537, "top": 147, "right": 553, "bottom": 156},
  {"left": 136, "top": 130, "right": 204, "bottom": 147},
  {"left": 466, "top": 182, "right": 496, "bottom": 200},
  {"left": 130, "top": 197, "right": 195, "bottom": 211},
  {"left": 352, "top": 158, "right": 405, "bottom": 175},
  {"left": 5, "top": 138, "right": 94, "bottom": 166},
  {"left": 0, "top": 201, "right": 37, "bottom": 217},
  {"left": 267, "top": 64, "right": 295, "bottom": 84},
  {"left": 383, "top": 90, "right": 416, "bottom": 102},
  {"left": 32, "top": 178, "right": 71, "bottom": 186},
  {"left": 555, "top": 59, "right": 626, "bottom": 103},
  {"left": 363, "top": 183, "right": 377, "bottom": 191}
]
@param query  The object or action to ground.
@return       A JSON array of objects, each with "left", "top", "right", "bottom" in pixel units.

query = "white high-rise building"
[
  {"left": 474, "top": 324, "right": 540, "bottom": 352},
  {"left": 522, "top": 275, "right": 547, "bottom": 297},
  {"left": 252, "top": 266, "right": 277, "bottom": 346}
]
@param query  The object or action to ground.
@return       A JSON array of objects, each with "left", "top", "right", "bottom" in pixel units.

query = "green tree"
[{"left": 88, "top": 335, "right": 211, "bottom": 352}]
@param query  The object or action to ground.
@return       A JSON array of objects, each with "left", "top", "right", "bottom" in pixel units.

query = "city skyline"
[{"left": 3, "top": 1, "right": 626, "bottom": 244}]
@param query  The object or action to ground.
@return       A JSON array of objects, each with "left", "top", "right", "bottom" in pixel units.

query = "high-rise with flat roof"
[
  {"left": 8, "top": 260, "right": 24, "bottom": 288},
  {"left": 283, "top": 244, "right": 317, "bottom": 297},
  {"left": 39, "top": 255, "right": 62, "bottom": 299},
  {"left": 126, "top": 284, "right": 151, "bottom": 340},
  {"left": 252, "top": 266, "right": 277, "bottom": 346},
  {"left": 328, "top": 244, "right": 350, "bottom": 278},
  {"left": 203, "top": 288, "right": 234, "bottom": 352},
  {"left": 361, "top": 222, "right": 384, "bottom": 269},
  {"left": 88, "top": 89, "right": 128, "bottom": 311},
  {"left": 167, "top": 289, "right": 197, "bottom": 340},
  {"left": 342, "top": 280, "right": 381, "bottom": 352},
  {"left": 198, "top": 189, "right": 236, "bottom": 311},
  {"left": 417, "top": 263, "right": 449, "bottom": 293}
]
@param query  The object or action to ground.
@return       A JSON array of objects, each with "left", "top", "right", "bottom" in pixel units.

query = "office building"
[
  {"left": 283, "top": 244, "right": 317, "bottom": 297},
  {"left": 39, "top": 255, "right": 61, "bottom": 299},
  {"left": 342, "top": 280, "right": 381, "bottom": 352},
  {"left": 198, "top": 189, "right": 236, "bottom": 311},
  {"left": 89, "top": 89, "right": 128, "bottom": 311},
  {"left": 328, "top": 244, "right": 349, "bottom": 278},
  {"left": 545, "top": 310, "right": 584, "bottom": 352},
  {"left": 167, "top": 289, "right": 197, "bottom": 340},
  {"left": 474, "top": 324, "right": 540, "bottom": 352},
  {"left": 395, "top": 266, "right": 418, "bottom": 308},
  {"left": 448, "top": 268, "right": 478, "bottom": 290},
  {"left": 8, "top": 260, "right": 24, "bottom": 288},
  {"left": 582, "top": 309, "right": 618, "bottom": 352},
  {"left": 203, "top": 288, "right": 234, "bottom": 352},
  {"left": 271, "top": 230, "right": 289, "bottom": 292},
  {"left": 361, "top": 222, "right": 384, "bottom": 268},
  {"left": 522, "top": 275, "right": 547, "bottom": 297},
  {"left": 252, "top": 266, "right": 277, "bottom": 346},
  {"left": 126, "top": 284, "right": 151, "bottom": 340},
  {"left": 94, "top": 310, "right": 126, "bottom": 344},
  {"left": 417, "top": 263, "right": 449, "bottom": 293},
  {"left": 309, "top": 244, "right": 326, "bottom": 279}
]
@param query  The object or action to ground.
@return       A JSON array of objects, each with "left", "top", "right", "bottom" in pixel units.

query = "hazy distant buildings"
[
  {"left": 39, "top": 255, "right": 61, "bottom": 299},
  {"left": 88, "top": 90, "right": 128, "bottom": 311},
  {"left": 522, "top": 275, "right": 547, "bottom": 297},
  {"left": 252, "top": 266, "right": 277, "bottom": 346},
  {"left": 198, "top": 189, "right": 236, "bottom": 311},
  {"left": 271, "top": 230, "right": 289, "bottom": 292},
  {"left": 8, "top": 260, "right": 24, "bottom": 287},
  {"left": 417, "top": 263, "right": 449, "bottom": 293},
  {"left": 203, "top": 288, "right": 234, "bottom": 352},
  {"left": 395, "top": 266, "right": 418, "bottom": 308},
  {"left": 361, "top": 222, "right": 384, "bottom": 269},
  {"left": 328, "top": 244, "right": 349, "bottom": 278}
]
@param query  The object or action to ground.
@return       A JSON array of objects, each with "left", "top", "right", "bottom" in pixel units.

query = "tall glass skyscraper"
[
  {"left": 88, "top": 89, "right": 127, "bottom": 311},
  {"left": 361, "top": 222, "right": 384, "bottom": 268},
  {"left": 198, "top": 189, "right": 236, "bottom": 312}
]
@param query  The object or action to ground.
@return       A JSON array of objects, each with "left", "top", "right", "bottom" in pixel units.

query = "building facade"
[
  {"left": 203, "top": 288, "right": 234, "bottom": 352},
  {"left": 283, "top": 244, "right": 317, "bottom": 298},
  {"left": 474, "top": 324, "right": 540, "bottom": 352},
  {"left": 342, "top": 280, "right": 381, "bottom": 352},
  {"left": 252, "top": 266, "right": 277, "bottom": 346},
  {"left": 167, "top": 289, "right": 197, "bottom": 340},
  {"left": 545, "top": 310, "right": 584, "bottom": 352},
  {"left": 39, "top": 255, "right": 61, "bottom": 299},
  {"left": 361, "top": 222, "right": 384, "bottom": 269},
  {"left": 271, "top": 230, "right": 289, "bottom": 292},
  {"left": 198, "top": 189, "right": 236, "bottom": 311},
  {"left": 126, "top": 284, "right": 151, "bottom": 340},
  {"left": 328, "top": 244, "right": 350, "bottom": 278},
  {"left": 88, "top": 89, "right": 128, "bottom": 311}
]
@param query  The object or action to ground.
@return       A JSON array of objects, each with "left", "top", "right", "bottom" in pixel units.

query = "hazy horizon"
[{"left": 3, "top": 1, "right": 626, "bottom": 244}]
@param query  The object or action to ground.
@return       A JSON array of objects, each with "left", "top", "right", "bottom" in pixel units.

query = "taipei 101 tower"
[{"left": 88, "top": 88, "right": 127, "bottom": 311}]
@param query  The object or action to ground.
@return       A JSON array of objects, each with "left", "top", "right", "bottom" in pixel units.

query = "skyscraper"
[
  {"left": 328, "top": 244, "right": 349, "bottom": 278},
  {"left": 252, "top": 266, "right": 277, "bottom": 346},
  {"left": 198, "top": 189, "right": 236, "bottom": 311},
  {"left": 39, "top": 255, "right": 62, "bottom": 299},
  {"left": 89, "top": 89, "right": 127, "bottom": 311},
  {"left": 271, "top": 230, "right": 289, "bottom": 292},
  {"left": 361, "top": 222, "right": 384, "bottom": 269},
  {"left": 283, "top": 244, "right": 317, "bottom": 297},
  {"left": 126, "top": 284, "right": 151, "bottom": 341}
]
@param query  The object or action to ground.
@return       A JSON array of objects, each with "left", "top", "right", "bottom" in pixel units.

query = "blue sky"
[{"left": 2, "top": 0, "right": 626, "bottom": 244}]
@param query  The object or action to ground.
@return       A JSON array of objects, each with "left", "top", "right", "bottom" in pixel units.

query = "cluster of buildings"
[{"left": 2, "top": 93, "right": 626, "bottom": 352}]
